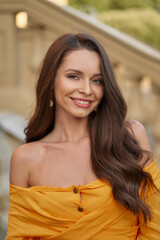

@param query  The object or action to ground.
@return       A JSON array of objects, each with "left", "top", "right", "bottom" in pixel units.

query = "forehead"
[{"left": 60, "top": 49, "right": 101, "bottom": 71}]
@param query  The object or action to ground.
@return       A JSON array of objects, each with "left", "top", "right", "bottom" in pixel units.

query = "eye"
[
  {"left": 92, "top": 79, "right": 103, "bottom": 85},
  {"left": 68, "top": 74, "right": 79, "bottom": 80}
]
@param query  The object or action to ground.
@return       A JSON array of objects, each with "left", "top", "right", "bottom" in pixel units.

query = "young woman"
[{"left": 6, "top": 33, "right": 160, "bottom": 239}]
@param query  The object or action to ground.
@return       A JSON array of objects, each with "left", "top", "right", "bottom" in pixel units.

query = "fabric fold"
[{"left": 5, "top": 160, "right": 160, "bottom": 240}]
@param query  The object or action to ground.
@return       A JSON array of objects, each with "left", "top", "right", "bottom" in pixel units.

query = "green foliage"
[
  {"left": 69, "top": 0, "right": 111, "bottom": 12},
  {"left": 69, "top": 0, "right": 160, "bottom": 49},
  {"left": 69, "top": 0, "right": 160, "bottom": 11},
  {"left": 109, "top": 0, "right": 160, "bottom": 10},
  {"left": 99, "top": 9, "right": 160, "bottom": 49}
]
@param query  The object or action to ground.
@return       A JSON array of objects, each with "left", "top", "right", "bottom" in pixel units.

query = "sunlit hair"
[{"left": 25, "top": 33, "right": 155, "bottom": 223}]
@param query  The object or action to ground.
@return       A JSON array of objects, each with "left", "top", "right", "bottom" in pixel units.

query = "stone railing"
[
  {"left": 0, "top": 113, "right": 25, "bottom": 231},
  {"left": 0, "top": 0, "right": 159, "bottom": 159}
]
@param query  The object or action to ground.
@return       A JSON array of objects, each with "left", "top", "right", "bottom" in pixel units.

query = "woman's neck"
[{"left": 47, "top": 114, "right": 89, "bottom": 143}]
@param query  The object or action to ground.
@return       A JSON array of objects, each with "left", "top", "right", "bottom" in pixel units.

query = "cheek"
[
  {"left": 93, "top": 87, "right": 104, "bottom": 101},
  {"left": 55, "top": 79, "right": 68, "bottom": 95},
  {"left": 54, "top": 78, "right": 76, "bottom": 102}
]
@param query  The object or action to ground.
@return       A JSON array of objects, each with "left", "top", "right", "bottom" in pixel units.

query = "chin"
[
  {"left": 66, "top": 106, "right": 95, "bottom": 118},
  {"left": 71, "top": 111, "right": 91, "bottom": 119}
]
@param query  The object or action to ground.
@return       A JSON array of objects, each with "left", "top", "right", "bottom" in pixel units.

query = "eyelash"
[
  {"left": 68, "top": 75, "right": 79, "bottom": 80},
  {"left": 67, "top": 75, "right": 103, "bottom": 85},
  {"left": 92, "top": 79, "right": 103, "bottom": 85}
]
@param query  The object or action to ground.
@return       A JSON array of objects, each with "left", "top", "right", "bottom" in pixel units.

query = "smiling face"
[{"left": 54, "top": 49, "right": 104, "bottom": 119}]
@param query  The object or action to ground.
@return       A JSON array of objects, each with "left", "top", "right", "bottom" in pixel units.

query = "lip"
[{"left": 70, "top": 97, "right": 93, "bottom": 108}]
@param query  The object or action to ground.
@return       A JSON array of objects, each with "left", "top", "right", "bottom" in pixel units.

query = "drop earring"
[{"left": 49, "top": 99, "right": 53, "bottom": 107}]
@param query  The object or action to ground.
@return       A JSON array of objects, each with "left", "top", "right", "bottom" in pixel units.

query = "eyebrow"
[{"left": 65, "top": 68, "right": 102, "bottom": 77}]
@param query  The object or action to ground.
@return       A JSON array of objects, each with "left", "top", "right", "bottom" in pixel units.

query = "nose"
[{"left": 78, "top": 79, "right": 92, "bottom": 95}]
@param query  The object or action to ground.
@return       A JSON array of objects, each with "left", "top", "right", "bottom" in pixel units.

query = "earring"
[
  {"left": 49, "top": 99, "right": 53, "bottom": 107},
  {"left": 94, "top": 107, "right": 97, "bottom": 112}
]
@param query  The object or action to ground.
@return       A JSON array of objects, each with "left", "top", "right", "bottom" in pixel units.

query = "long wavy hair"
[{"left": 25, "top": 33, "right": 155, "bottom": 223}]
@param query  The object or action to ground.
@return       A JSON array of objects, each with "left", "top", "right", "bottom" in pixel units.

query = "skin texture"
[
  {"left": 10, "top": 50, "right": 153, "bottom": 188},
  {"left": 54, "top": 49, "right": 104, "bottom": 121}
]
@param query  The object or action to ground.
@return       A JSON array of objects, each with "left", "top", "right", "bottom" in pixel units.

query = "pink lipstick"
[{"left": 71, "top": 97, "right": 93, "bottom": 108}]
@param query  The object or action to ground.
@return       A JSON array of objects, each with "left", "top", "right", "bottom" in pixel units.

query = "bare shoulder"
[
  {"left": 125, "top": 119, "right": 154, "bottom": 167},
  {"left": 10, "top": 142, "right": 43, "bottom": 187},
  {"left": 126, "top": 119, "right": 147, "bottom": 139}
]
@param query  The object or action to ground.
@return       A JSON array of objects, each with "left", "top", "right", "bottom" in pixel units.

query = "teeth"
[{"left": 73, "top": 99, "right": 90, "bottom": 104}]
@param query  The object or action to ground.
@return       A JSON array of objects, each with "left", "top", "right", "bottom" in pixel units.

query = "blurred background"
[{"left": 0, "top": 0, "right": 160, "bottom": 237}]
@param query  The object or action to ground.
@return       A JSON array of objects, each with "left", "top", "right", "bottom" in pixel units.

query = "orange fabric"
[{"left": 5, "top": 160, "right": 160, "bottom": 240}]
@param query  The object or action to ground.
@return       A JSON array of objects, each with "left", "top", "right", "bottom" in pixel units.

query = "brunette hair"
[{"left": 25, "top": 33, "right": 155, "bottom": 223}]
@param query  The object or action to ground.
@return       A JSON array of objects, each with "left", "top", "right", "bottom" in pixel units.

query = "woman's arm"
[
  {"left": 5, "top": 144, "right": 36, "bottom": 239},
  {"left": 10, "top": 144, "right": 31, "bottom": 187},
  {"left": 138, "top": 186, "right": 160, "bottom": 240},
  {"left": 129, "top": 120, "right": 160, "bottom": 239},
  {"left": 138, "top": 159, "right": 160, "bottom": 240}
]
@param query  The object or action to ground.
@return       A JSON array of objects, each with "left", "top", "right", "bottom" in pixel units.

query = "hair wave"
[{"left": 25, "top": 33, "right": 155, "bottom": 223}]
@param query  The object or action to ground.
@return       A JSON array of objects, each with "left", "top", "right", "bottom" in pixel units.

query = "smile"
[
  {"left": 71, "top": 98, "right": 92, "bottom": 108},
  {"left": 74, "top": 99, "right": 90, "bottom": 104}
]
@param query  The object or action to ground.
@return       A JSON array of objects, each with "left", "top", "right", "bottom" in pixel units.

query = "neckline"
[
  {"left": 10, "top": 178, "right": 107, "bottom": 191},
  {"left": 10, "top": 160, "right": 157, "bottom": 191}
]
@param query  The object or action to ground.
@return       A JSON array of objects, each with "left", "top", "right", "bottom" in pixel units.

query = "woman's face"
[{"left": 54, "top": 49, "right": 104, "bottom": 119}]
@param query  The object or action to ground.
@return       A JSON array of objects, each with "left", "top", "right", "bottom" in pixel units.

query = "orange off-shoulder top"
[{"left": 5, "top": 160, "right": 160, "bottom": 240}]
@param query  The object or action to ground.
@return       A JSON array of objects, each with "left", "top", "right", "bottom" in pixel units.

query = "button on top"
[
  {"left": 73, "top": 187, "right": 79, "bottom": 194},
  {"left": 78, "top": 206, "right": 83, "bottom": 212}
]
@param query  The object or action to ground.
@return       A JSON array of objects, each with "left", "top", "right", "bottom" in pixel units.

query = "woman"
[{"left": 6, "top": 33, "right": 160, "bottom": 239}]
